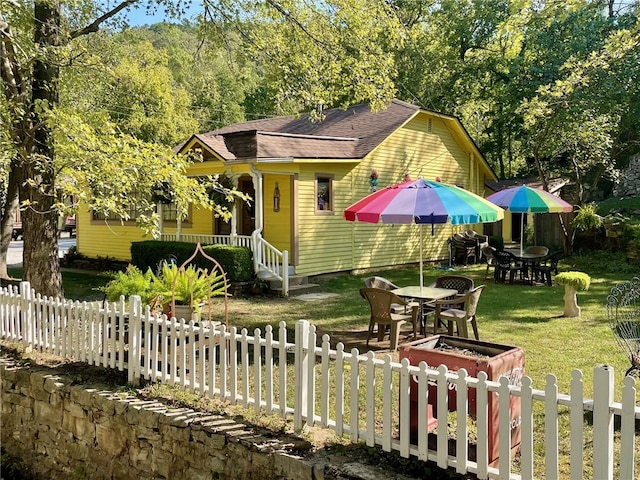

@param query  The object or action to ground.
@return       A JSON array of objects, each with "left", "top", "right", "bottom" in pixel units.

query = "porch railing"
[{"left": 160, "top": 233, "right": 252, "bottom": 248}]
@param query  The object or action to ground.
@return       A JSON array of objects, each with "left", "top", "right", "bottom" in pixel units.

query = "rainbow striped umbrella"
[
  {"left": 486, "top": 185, "right": 573, "bottom": 254},
  {"left": 344, "top": 179, "right": 504, "bottom": 287}
]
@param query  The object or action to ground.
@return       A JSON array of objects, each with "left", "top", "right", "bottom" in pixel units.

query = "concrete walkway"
[{"left": 7, "top": 235, "right": 76, "bottom": 267}]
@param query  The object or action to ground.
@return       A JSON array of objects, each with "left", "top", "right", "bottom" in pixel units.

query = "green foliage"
[
  {"left": 524, "top": 224, "right": 534, "bottom": 247},
  {"left": 568, "top": 249, "right": 638, "bottom": 275},
  {"left": 102, "top": 262, "right": 225, "bottom": 311},
  {"left": 488, "top": 235, "right": 504, "bottom": 251},
  {"left": 572, "top": 203, "right": 603, "bottom": 231},
  {"left": 597, "top": 196, "right": 640, "bottom": 217},
  {"left": 214, "top": 0, "right": 403, "bottom": 114},
  {"left": 555, "top": 271, "right": 591, "bottom": 291},
  {"left": 102, "top": 265, "right": 157, "bottom": 306},
  {"left": 130, "top": 241, "right": 253, "bottom": 282},
  {"left": 152, "top": 263, "right": 225, "bottom": 310}
]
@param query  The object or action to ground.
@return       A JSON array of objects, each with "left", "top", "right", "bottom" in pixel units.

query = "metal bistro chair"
[
  {"left": 434, "top": 285, "right": 486, "bottom": 339},
  {"left": 360, "top": 288, "right": 419, "bottom": 351}
]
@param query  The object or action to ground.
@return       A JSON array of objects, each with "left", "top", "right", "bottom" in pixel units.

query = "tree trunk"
[
  {"left": 0, "top": 157, "right": 21, "bottom": 279},
  {"left": 21, "top": 0, "right": 63, "bottom": 297}
]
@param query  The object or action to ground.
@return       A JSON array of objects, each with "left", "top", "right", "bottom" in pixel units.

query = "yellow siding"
[
  {"left": 263, "top": 174, "right": 292, "bottom": 253},
  {"left": 78, "top": 109, "right": 495, "bottom": 277},
  {"left": 77, "top": 209, "right": 150, "bottom": 261},
  {"left": 296, "top": 112, "right": 487, "bottom": 277}
]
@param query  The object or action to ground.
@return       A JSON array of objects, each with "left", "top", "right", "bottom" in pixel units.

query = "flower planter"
[
  {"left": 399, "top": 335, "right": 525, "bottom": 466},
  {"left": 163, "top": 303, "right": 199, "bottom": 322}
]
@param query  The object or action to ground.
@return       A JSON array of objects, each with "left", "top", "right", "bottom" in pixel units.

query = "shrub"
[
  {"left": 488, "top": 235, "right": 504, "bottom": 251},
  {"left": 130, "top": 240, "right": 253, "bottom": 282},
  {"left": 152, "top": 263, "right": 225, "bottom": 312}
]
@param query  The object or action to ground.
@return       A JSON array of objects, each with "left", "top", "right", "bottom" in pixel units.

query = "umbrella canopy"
[
  {"left": 344, "top": 179, "right": 504, "bottom": 287},
  {"left": 345, "top": 179, "right": 504, "bottom": 226},
  {"left": 485, "top": 185, "right": 573, "bottom": 254}
]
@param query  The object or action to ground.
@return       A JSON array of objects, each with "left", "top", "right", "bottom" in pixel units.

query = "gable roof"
[
  {"left": 485, "top": 178, "right": 571, "bottom": 195},
  {"left": 178, "top": 99, "right": 421, "bottom": 160},
  {"left": 177, "top": 99, "right": 496, "bottom": 181}
]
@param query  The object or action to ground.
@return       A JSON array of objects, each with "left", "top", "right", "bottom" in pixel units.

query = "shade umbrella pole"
[
  {"left": 520, "top": 213, "right": 524, "bottom": 256},
  {"left": 419, "top": 225, "right": 424, "bottom": 291}
]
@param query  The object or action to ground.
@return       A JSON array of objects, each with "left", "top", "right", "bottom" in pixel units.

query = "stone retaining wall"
[
  {"left": 614, "top": 154, "right": 640, "bottom": 198},
  {"left": 0, "top": 358, "right": 321, "bottom": 480}
]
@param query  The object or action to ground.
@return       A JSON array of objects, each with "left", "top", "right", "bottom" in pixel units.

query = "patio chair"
[
  {"left": 424, "top": 275, "right": 474, "bottom": 334},
  {"left": 482, "top": 245, "right": 498, "bottom": 280},
  {"left": 465, "top": 230, "right": 489, "bottom": 262},
  {"left": 532, "top": 250, "right": 563, "bottom": 286},
  {"left": 360, "top": 287, "right": 419, "bottom": 351},
  {"left": 451, "top": 233, "right": 477, "bottom": 266},
  {"left": 493, "top": 250, "right": 524, "bottom": 284},
  {"left": 363, "top": 276, "right": 417, "bottom": 314},
  {"left": 433, "top": 285, "right": 486, "bottom": 339}
]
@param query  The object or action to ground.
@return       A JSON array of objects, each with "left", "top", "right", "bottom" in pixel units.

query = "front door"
[
  {"left": 237, "top": 178, "right": 255, "bottom": 236},
  {"left": 214, "top": 176, "right": 255, "bottom": 236}
]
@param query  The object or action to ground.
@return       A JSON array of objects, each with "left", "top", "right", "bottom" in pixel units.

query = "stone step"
[
  {"left": 284, "top": 283, "right": 322, "bottom": 297},
  {"left": 266, "top": 274, "right": 308, "bottom": 290}
]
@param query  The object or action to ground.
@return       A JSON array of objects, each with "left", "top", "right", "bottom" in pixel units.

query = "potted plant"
[
  {"left": 152, "top": 262, "right": 225, "bottom": 320},
  {"left": 555, "top": 271, "right": 591, "bottom": 317}
]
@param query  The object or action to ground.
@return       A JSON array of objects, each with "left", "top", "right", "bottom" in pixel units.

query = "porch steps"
[{"left": 266, "top": 274, "right": 321, "bottom": 297}]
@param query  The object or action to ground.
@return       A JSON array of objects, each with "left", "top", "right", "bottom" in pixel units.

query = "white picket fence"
[{"left": 1, "top": 281, "right": 638, "bottom": 480}]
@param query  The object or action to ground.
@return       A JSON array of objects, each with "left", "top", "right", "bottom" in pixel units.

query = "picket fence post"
[
  {"left": 20, "top": 281, "right": 32, "bottom": 347},
  {"left": 128, "top": 295, "right": 142, "bottom": 385},
  {"left": 592, "top": 364, "right": 614, "bottom": 480},
  {"left": 294, "top": 319, "right": 310, "bottom": 431}
]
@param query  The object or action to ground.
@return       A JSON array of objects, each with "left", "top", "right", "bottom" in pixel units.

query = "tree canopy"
[{"left": 1, "top": 0, "right": 639, "bottom": 295}]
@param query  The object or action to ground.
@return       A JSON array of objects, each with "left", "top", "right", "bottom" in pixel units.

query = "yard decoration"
[
  {"left": 555, "top": 271, "right": 591, "bottom": 317},
  {"left": 369, "top": 169, "right": 379, "bottom": 192}
]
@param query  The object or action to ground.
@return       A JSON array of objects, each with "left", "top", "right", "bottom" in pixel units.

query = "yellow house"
[{"left": 77, "top": 99, "right": 498, "bottom": 294}]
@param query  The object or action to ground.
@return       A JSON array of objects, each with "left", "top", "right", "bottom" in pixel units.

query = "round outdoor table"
[{"left": 508, "top": 251, "right": 547, "bottom": 285}]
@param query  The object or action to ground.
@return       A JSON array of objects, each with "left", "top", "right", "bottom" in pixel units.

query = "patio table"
[
  {"left": 508, "top": 251, "right": 547, "bottom": 285},
  {"left": 392, "top": 286, "right": 459, "bottom": 334}
]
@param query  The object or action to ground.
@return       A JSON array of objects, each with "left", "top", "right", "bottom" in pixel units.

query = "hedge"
[{"left": 130, "top": 240, "right": 254, "bottom": 283}]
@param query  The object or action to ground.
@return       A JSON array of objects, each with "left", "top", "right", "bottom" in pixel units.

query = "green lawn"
[
  {"left": 10, "top": 251, "right": 636, "bottom": 397},
  {"left": 6, "top": 251, "right": 639, "bottom": 478}
]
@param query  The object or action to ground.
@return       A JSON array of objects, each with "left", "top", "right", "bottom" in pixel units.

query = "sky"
[{"left": 123, "top": 3, "right": 203, "bottom": 27}]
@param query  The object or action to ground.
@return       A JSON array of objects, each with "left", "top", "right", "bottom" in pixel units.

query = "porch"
[{"left": 158, "top": 232, "right": 305, "bottom": 296}]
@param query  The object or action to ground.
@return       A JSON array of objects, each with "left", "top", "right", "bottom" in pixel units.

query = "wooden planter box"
[{"left": 399, "top": 335, "right": 525, "bottom": 466}]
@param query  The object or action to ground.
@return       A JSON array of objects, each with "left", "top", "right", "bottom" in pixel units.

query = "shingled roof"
[{"left": 180, "top": 99, "right": 423, "bottom": 160}]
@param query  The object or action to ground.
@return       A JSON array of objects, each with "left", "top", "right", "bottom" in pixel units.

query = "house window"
[
  {"left": 161, "top": 202, "right": 191, "bottom": 223},
  {"left": 92, "top": 204, "right": 139, "bottom": 221},
  {"left": 316, "top": 175, "right": 333, "bottom": 213}
]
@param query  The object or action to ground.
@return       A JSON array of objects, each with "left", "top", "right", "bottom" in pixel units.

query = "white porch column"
[
  {"left": 249, "top": 164, "right": 264, "bottom": 231},
  {"left": 156, "top": 202, "right": 163, "bottom": 240}
]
